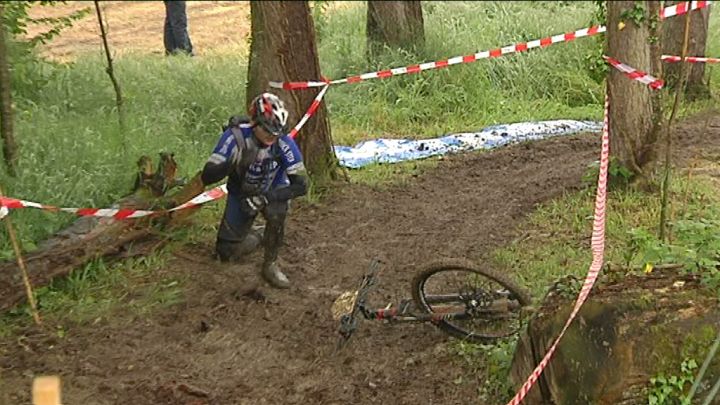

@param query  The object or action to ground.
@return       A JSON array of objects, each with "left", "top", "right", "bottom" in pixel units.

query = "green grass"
[
  {"left": 0, "top": 249, "right": 183, "bottom": 339},
  {"left": 492, "top": 172, "right": 720, "bottom": 301},
  {"left": 1, "top": 1, "right": 719, "bottom": 255},
  {"left": 321, "top": 1, "right": 605, "bottom": 142},
  {"left": 0, "top": 200, "right": 225, "bottom": 338}
]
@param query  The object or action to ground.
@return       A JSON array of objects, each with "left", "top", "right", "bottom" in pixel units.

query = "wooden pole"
[
  {"left": 0, "top": 184, "right": 41, "bottom": 325},
  {"left": 33, "top": 376, "right": 62, "bottom": 405},
  {"left": 94, "top": 0, "right": 126, "bottom": 131}
]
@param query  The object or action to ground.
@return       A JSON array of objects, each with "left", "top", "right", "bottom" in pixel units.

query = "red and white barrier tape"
[
  {"left": 289, "top": 84, "right": 330, "bottom": 139},
  {"left": 662, "top": 55, "right": 720, "bottom": 64},
  {"left": 604, "top": 56, "right": 664, "bottom": 90},
  {"left": 269, "top": 1, "right": 711, "bottom": 92},
  {"left": 0, "top": 184, "right": 228, "bottom": 220},
  {"left": 507, "top": 93, "right": 610, "bottom": 405},
  {"left": 269, "top": 25, "right": 607, "bottom": 90},
  {"left": 660, "top": 0, "right": 711, "bottom": 19}
]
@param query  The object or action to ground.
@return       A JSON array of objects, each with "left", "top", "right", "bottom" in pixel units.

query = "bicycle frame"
[
  {"left": 335, "top": 259, "right": 523, "bottom": 348},
  {"left": 357, "top": 296, "right": 522, "bottom": 324}
]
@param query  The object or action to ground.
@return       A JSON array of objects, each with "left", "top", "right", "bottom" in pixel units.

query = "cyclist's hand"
[{"left": 241, "top": 195, "right": 268, "bottom": 214}]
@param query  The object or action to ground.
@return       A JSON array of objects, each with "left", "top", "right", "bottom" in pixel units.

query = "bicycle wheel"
[{"left": 411, "top": 259, "right": 532, "bottom": 343}]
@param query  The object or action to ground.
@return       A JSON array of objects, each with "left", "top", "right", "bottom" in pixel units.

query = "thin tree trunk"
[
  {"left": 247, "top": 1, "right": 337, "bottom": 180},
  {"left": 366, "top": 1, "right": 424, "bottom": 59},
  {"left": 94, "top": 1, "right": 125, "bottom": 130},
  {"left": 0, "top": 3, "right": 18, "bottom": 177},
  {"left": 607, "top": 1, "right": 664, "bottom": 184},
  {"left": 659, "top": 11, "right": 692, "bottom": 241},
  {"left": 662, "top": 0, "right": 710, "bottom": 100}
]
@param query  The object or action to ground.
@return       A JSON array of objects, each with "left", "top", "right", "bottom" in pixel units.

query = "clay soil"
[{"left": 1, "top": 112, "right": 719, "bottom": 404}]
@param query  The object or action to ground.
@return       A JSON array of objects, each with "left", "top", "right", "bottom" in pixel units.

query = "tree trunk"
[
  {"left": 607, "top": 1, "right": 664, "bottom": 183},
  {"left": 0, "top": 3, "right": 18, "bottom": 177},
  {"left": 366, "top": 1, "right": 424, "bottom": 59},
  {"left": 246, "top": 1, "right": 337, "bottom": 181},
  {"left": 662, "top": 0, "right": 711, "bottom": 100}
]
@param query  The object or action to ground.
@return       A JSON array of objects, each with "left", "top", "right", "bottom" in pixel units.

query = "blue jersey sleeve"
[
  {"left": 207, "top": 128, "right": 239, "bottom": 165},
  {"left": 278, "top": 135, "right": 305, "bottom": 175}
]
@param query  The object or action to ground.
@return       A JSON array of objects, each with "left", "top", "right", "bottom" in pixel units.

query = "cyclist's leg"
[
  {"left": 260, "top": 199, "right": 290, "bottom": 288},
  {"left": 216, "top": 192, "right": 262, "bottom": 262}
]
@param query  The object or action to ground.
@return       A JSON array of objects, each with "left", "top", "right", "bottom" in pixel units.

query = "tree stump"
[{"left": 510, "top": 271, "right": 720, "bottom": 404}]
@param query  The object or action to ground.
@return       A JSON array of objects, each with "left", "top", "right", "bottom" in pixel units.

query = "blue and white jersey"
[{"left": 207, "top": 124, "right": 305, "bottom": 194}]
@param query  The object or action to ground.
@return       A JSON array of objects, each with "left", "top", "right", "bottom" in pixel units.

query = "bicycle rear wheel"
[{"left": 411, "top": 259, "right": 532, "bottom": 343}]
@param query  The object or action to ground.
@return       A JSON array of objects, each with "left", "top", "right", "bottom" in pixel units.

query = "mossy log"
[{"left": 510, "top": 271, "right": 720, "bottom": 404}]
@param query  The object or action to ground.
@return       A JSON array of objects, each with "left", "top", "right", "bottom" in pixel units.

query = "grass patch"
[
  {"left": 0, "top": 201, "right": 228, "bottom": 339},
  {"left": 0, "top": 250, "right": 183, "bottom": 339},
  {"left": 492, "top": 169, "right": 720, "bottom": 301},
  {"left": 346, "top": 157, "right": 440, "bottom": 189},
  {"left": 449, "top": 337, "right": 519, "bottom": 402},
  {"left": 2, "top": 1, "right": 719, "bottom": 253}
]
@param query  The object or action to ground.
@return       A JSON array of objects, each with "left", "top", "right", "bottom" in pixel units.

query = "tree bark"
[
  {"left": 607, "top": 1, "right": 664, "bottom": 183},
  {"left": 246, "top": 1, "right": 337, "bottom": 181},
  {"left": 366, "top": 1, "right": 424, "bottom": 59},
  {"left": 662, "top": 0, "right": 710, "bottom": 99},
  {"left": 0, "top": 3, "right": 18, "bottom": 177}
]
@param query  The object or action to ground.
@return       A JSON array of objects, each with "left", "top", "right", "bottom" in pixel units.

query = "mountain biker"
[{"left": 200, "top": 92, "right": 308, "bottom": 289}]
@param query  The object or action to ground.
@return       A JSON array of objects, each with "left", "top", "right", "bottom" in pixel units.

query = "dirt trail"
[
  {"left": 25, "top": 1, "right": 251, "bottom": 61},
  {"left": 8, "top": 2, "right": 720, "bottom": 404},
  {"left": 2, "top": 113, "right": 718, "bottom": 404}
]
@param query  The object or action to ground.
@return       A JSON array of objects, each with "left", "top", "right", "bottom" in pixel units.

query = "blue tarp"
[{"left": 333, "top": 120, "right": 603, "bottom": 169}]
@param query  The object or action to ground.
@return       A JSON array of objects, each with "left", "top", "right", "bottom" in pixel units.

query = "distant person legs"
[{"left": 163, "top": 1, "right": 194, "bottom": 56}]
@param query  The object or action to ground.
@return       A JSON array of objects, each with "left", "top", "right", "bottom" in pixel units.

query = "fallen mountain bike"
[{"left": 332, "top": 259, "right": 533, "bottom": 349}]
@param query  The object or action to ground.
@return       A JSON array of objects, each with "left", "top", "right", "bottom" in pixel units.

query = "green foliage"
[
  {"left": 450, "top": 338, "right": 518, "bottom": 402},
  {"left": 1, "top": 1, "right": 90, "bottom": 45},
  {"left": 493, "top": 173, "right": 720, "bottom": 300},
  {"left": 582, "top": 157, "right": 635, "bottom": 189},
  {"left": 648, "top": 358, "right": 698, "bottom": 405},
  {"left": 620, "top": 3, "right": 647, "bottom": 27},
  {"left": 310, "top": 0, "right": 331, "bottom": 42},
  {"left": 319, "top": 1, "right": 604, "bottom": 141},
  {"left": 627, "top": 219, "right": 720, "bottom": 294}
]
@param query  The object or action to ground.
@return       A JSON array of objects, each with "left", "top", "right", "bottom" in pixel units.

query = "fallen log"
[{"left": 0, "top": 153, "right": 207, "bottom": 313}]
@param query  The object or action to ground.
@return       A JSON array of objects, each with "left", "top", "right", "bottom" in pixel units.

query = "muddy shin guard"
[{"left": 263, "top": 213, "right": 285, "bottom": 265}]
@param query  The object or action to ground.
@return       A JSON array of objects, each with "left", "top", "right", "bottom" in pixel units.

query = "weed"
[
  {"left": 648, "top": 358, "right": 698, "bottom": 405},
  {"left": 449, "top": 337, "right": 518, "bottom": 402}
]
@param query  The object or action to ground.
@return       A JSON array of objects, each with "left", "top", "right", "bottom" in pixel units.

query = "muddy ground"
[{"left": 1, "top": 112, "right": 718, "bottom": 405}]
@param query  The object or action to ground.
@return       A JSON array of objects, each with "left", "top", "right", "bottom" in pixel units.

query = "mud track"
[{"left": 2, "top": 113, "right": 719, "bottom": 404}]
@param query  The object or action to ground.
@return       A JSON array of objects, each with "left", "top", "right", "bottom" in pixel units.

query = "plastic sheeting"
[{"left": 333, "top": 120, "right": 602, "bottom": 169}]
